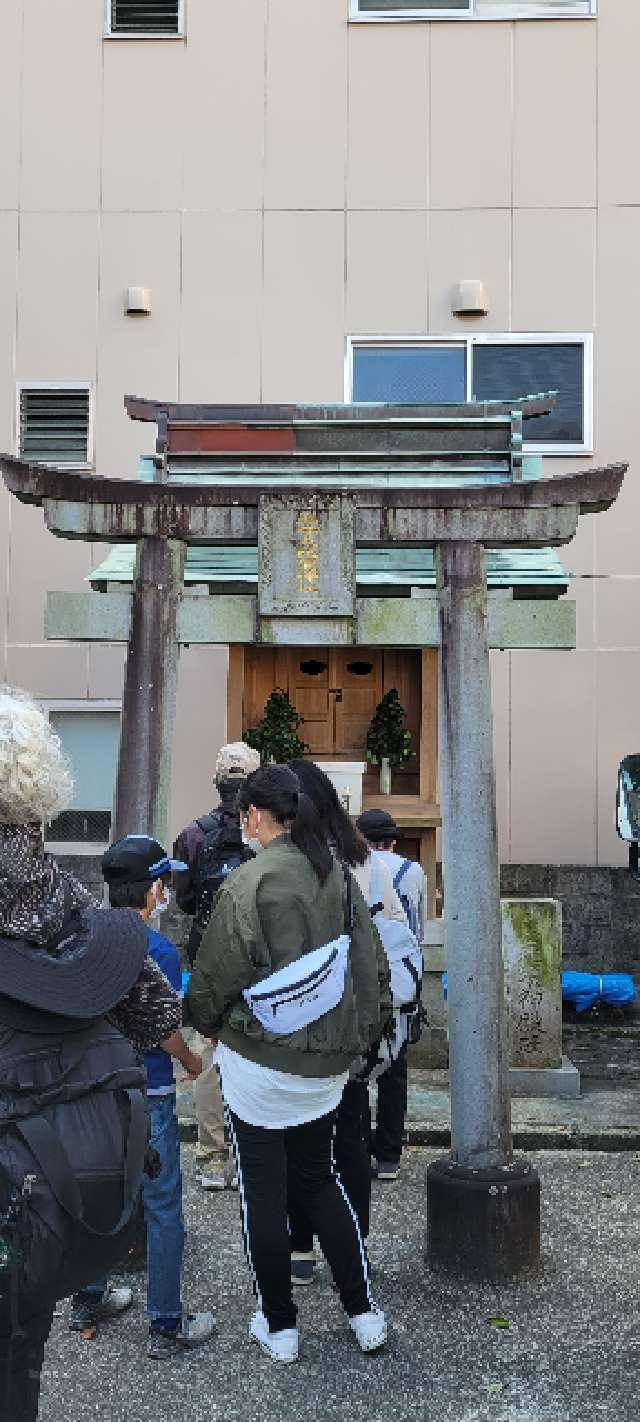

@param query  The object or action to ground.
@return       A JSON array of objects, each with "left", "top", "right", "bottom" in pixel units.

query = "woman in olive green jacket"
[{"left": 187, "top": 765, "right": 390, "bottom": 1365}]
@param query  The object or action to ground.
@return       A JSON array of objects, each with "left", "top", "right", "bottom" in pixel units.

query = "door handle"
[{"left": 329, "top": 687, "right": 343, "bottom": 703}]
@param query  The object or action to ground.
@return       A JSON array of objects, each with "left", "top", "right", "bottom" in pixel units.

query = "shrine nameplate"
[{"left": 258, "top": 494, "right": 355, "bottom": 618}]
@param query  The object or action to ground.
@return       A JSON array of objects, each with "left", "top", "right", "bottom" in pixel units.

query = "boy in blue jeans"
[{"left": 70, "top": 836, "right": 214, "bottom": 1360}]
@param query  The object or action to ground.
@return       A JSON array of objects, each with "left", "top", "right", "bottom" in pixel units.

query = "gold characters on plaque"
[{"left": 296, "top": 510, "right": 320, "bottom": 595}]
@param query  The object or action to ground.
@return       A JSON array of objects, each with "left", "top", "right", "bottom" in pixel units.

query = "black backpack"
[
  {"left": 186, "top": 810, "right": 254, "bottom": 963},
  {"left": 0, "top": 997, "right": 147, "bottom": 1331}
]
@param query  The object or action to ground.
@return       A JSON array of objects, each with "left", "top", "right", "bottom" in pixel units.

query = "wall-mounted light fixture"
[
  {"left": 125, "top": 286, "right": 152, "bottom": 316},
  {"left": 451, "top": 280, "right": 488, "bottom": 318}
]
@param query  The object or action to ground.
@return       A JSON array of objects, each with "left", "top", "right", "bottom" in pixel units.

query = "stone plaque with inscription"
[
  {"left": 258, "top": 494, "right": 355, "bottom": 618},
  {"left": 501, "top": 899, "right": 562, "bottom": 1070}
]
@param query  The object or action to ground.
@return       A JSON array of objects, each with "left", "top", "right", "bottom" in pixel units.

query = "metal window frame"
[
  {"left": 16, "top": 381, "right": 95, "bottom": 470},
  {"left": 349, "top": 0, "right": 596, "bottom": 20},
  {"left": 42, "top": 700, "right": 122, "bottom": 856},
  {"left": 345, "top": 333, "right": 594, "bottom": 455},
  {"left": 104, "top": 0, "right": 185, "bottom": 39}
]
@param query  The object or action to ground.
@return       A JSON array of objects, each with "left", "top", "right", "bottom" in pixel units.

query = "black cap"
[
  {"left": 356, "top": 809, "right": 399, "bottom": 841},
  {"left": 102, "top": 835, "right": 187, "bottom": 885}
]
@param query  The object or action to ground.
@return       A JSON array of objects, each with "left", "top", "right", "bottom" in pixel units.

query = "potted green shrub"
[
  {"left": 244, "top": 688, "right": 309, "bottom": 764},
  {"left": 365, "top": 688, "right": 413, "bottom": 795}
]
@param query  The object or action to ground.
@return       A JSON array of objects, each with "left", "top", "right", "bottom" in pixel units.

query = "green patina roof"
[
  {"left": 90, "top": 454, "right": 567, "bottom": 594},
  {"left": 89, "top": 543, "right": 568, "bottom": 594}
]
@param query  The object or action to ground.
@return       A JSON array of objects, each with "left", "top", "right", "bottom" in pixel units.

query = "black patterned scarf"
[{"left": 0, "top": 823, "right": 95, "bottom": 948}]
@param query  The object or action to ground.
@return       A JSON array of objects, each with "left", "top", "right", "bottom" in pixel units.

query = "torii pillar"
[
  {"left": 428, "top": 539, "right": 530, "bottom": 1276},
  {"left": 112, "top": 536, "right": 185, "bottom": 842}
]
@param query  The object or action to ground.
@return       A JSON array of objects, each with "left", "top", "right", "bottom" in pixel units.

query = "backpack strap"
[
  {"left": 342, "top": 864, "right": 354, "bottom": 934},
  {"left": 393, "top": 859, "right": 412, "bottom": 891},
  {"left": 196, "top": 813, "right": 220, "bottom": 836},
  {"left": 15, "top": 1087, "right": 146, "bottom": 1239},
  {"left": 367, "top": 854, "right": 384, "bottom": 918}
]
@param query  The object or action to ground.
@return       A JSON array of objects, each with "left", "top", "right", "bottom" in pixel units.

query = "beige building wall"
[{"left": 0, "top": 0, "right": 636, "bottom": 860}]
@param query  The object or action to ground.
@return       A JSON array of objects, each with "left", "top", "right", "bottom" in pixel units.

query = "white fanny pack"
[
  {"left": 243, "top": 933, "right": 350, "bottom": 1035},
  {"left": 242, "top": 865, "right": 354, "bottom": 1036}
]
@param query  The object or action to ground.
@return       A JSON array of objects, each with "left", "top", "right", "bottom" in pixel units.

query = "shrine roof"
[
  {"left": 127, "top": 393, "right": 559, "bottom": 488},
  {"left": 89, "top": 543, "right": 569, "bottom": 599},
  {"left": 125, "top": 394, "right": 556, "bottom": 425}
]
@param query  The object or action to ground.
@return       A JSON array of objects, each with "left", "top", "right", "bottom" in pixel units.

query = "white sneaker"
[
  {"left": 349, "top": 1307, "right": 387, "bottom": 1353},
  {"left": 249, "top": 1310, "right": 299, "bottom": 1364}
]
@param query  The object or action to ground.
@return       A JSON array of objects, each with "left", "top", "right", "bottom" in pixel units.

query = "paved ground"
[
  {"left": 177, "top": 1073, "right": 640, "bottom": 1150},
  {"left": 40, "top": 1143, "right": 640, "bottom": 1422},
  {"left": 405, "top": 1073, "right": 640, "bottom": 1149}
]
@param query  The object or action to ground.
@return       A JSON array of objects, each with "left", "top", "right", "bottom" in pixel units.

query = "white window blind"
[{"left": 47, "top": 711, "right": 121, "bottom": 846}]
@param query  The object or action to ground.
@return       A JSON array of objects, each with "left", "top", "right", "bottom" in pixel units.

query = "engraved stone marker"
[{"left": 501, "top": 899, "right": 563, "bottom": 1070}]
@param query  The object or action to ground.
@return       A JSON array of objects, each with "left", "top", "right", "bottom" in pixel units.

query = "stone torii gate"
[{"left": 0, "top": 398, "right": 625, "bottom": 1281}]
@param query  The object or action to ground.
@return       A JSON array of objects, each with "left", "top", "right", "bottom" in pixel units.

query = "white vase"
[{"left": 379, "top": 757, "right": 392, "bottom": 795}]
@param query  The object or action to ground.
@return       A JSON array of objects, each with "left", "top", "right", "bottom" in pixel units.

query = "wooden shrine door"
[
  {"left": 241, "top": 646, "right": 418, "bottom": 783},
  {"left": 283, "top": 649, "right": 383, "bottom": 759}
]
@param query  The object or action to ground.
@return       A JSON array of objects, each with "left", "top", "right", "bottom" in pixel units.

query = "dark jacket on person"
[
  {"left": 186, "top": 834, "right": 392, "bottom": 1077},
  {"left": 173, "top": 799, "right": 240, "bottom": 916}
]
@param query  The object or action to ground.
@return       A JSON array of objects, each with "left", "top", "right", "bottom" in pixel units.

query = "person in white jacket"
[
  {"left": 286, "top": 760, "right": 403, "bottom": 1284},
  {"left": 358, "top": 809, "right": 427, "bottom": 1181}
]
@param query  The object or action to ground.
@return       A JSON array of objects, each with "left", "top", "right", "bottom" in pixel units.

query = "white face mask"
[
  {"left": 241, "top": 807, "right": 262, "bottom": 854},
  {"left": 149, "top": 886, "right": 172, "bottom": 921}
]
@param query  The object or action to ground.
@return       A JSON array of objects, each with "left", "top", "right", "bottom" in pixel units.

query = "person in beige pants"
[
  {"left": 193, "top": 1036, "right": 231, "bottom": 1189},
  {"left": 174, "top": 742, "right": 260, "bottom": 1191}
]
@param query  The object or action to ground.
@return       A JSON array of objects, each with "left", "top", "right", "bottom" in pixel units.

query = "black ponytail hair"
[
  {"left": 237, "top": 765, "right": 333, "bottom": 883},
  {"left": 287, "top": 758, "right": 369, "bottom": 867}
]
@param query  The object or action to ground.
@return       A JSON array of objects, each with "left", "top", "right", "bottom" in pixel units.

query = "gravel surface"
[{"left": 40, "top": 1144, "right": 640, "bottom": 1422}]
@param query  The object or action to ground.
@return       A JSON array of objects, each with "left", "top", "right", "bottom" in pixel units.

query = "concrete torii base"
[{"left": 427, "top": 1157, "right": 541, "bottom": 1281}]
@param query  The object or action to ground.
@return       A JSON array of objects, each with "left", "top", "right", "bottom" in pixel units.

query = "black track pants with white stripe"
[
  {"left": 289, "top": 1080, "right": 371, "bottom": 1254},
  {"left": 228, "top": 1107, "right": 373, "bottom": 1332}
]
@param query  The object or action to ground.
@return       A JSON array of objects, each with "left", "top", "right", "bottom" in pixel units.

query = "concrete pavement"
[
  {"left": 40, "top": 1141, "right": 640, "bottom": 1422},
  {"left": 177, "top": 1072, "right": 640, "bottom": 1151}
]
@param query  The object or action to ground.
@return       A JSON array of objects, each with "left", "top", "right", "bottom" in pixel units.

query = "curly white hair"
[{"left": 0, "top": 686, "right": 74, "bottom": 824}]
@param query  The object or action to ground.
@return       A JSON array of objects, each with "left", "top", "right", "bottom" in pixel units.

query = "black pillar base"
[{"left": 426, "top": 1155, "right": 540, "bottom": 1280}]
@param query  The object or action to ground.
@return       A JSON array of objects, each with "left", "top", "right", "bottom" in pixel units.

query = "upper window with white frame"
[
  {"left": 352, "top": 1, "right": 595, "bottom": 19},
  {"left": 348, "top": 336, "right": 592, "bottom": 454},
  {"left": 17, "top": 384, "right": 93, "bottom": 466},
  {"left": 105, "top": 0, "right": 184, "bottom": 37}
]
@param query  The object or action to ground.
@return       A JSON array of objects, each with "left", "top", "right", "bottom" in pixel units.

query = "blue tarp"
[
  {"left": 561, "top": 971, "right": 636, "bottom": 1013},
  {"left": 442, "top": 971, "right": 636, "bottom": 1013}
]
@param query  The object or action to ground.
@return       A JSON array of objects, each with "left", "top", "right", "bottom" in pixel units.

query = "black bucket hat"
[
  {"left": 0, "top": 907, "right": 149, "bottom": 1019},
  {"left": 356, "top": 809, "right": 399, "bottom": 841}
]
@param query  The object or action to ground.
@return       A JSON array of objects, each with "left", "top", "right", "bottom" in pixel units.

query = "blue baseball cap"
[{"left": 102, "top": 834, "right": 187, "bottom": 884}]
